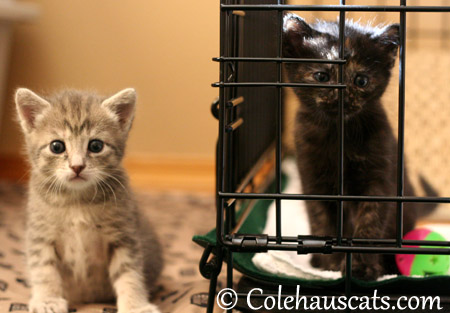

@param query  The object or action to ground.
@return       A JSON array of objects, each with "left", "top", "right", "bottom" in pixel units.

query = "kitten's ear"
[
  {"left": 283, "top": 13, "right": 319, "bottom": 58},
  {"left": 15, "top": 88, "right": 51, "bottom": 132},
  {"left": 101, "top": 88, "right": 136, "bottom": 131},
  {"left": 377, "top": 24, "right": 400, "bottom": 58}
]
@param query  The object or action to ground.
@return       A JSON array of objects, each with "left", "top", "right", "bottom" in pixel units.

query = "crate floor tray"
[{"left": 193, "top": 160, "right": 450, "bottom": 294}]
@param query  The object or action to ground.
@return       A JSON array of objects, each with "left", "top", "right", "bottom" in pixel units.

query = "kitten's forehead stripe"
[
  {"left": 76, "top": 104, "right": 81, "bottom": 120},
  {"left": 79, "top": 119, "right": 92, "bottom": 134},
  {"left": 59, "top": 102, "right": 67, "bottom": 114},
  {"left": 84, "top": 96, "right": 93, "bottom": 112},
  {"left": 63, "top": 120, "right": 74, "bottom": 133}
]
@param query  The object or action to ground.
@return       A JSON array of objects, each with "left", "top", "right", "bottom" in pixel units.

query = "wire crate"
[{"left": 199, "top": 1, "right": 450, "bottom": 312}]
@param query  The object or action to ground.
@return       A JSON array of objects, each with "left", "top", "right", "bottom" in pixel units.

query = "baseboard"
[
  {"left": 123, "top": 155, "right": 215, "bottom": 193},
  {"left": 0, "top": 154, "right": 215, "bottom": 193},
  {"left": 0, "top": 154, "right": 29, "bottom": 183}
]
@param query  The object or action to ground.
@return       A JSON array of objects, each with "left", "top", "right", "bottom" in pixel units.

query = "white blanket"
[{"left": 252, "top": 159, "right": 450, "bottom": 281}]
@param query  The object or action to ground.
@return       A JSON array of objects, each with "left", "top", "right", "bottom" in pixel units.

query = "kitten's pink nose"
[{"left": 71, "top": 165, "right": 85, "bottom": 176}]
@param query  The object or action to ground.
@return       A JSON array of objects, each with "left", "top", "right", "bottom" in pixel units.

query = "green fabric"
[{"left": 193, "top": 173, "right": 450, "bottom": 294}]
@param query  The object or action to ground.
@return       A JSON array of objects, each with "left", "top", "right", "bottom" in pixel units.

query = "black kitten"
[{"left": 283, "top": 13, "right": 419, "bottom": 280}]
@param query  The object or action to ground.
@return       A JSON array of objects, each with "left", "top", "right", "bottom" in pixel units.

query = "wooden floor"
[{"left": 0, "top": 154, "right": 215, "bottom": 194}]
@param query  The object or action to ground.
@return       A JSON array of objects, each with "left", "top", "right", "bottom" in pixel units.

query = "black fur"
[{"left": 283, "top": 14, "right": 431, "bottom": 280}]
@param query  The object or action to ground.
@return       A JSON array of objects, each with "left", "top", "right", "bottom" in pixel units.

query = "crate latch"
[
  {"left": 297, "top": 238, "right": 333, "bottom": 254},
  {"left": 231, "top": 234, "right": 268, "bottom": 252}
]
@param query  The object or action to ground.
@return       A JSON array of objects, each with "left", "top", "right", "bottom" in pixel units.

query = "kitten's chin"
[
  {"left": 65, "top": 177, "right": 93, "bottom": 190},
  {"left": 316, "top": 101, "right": 362, "bottom": 118},
  {"left": 320, "top": 107, "right": 362, "bottom": 119}
]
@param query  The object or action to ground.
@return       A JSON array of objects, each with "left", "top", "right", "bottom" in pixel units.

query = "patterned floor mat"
[{"left": 0, "top": 181, "right": 216, "bottom": 313}]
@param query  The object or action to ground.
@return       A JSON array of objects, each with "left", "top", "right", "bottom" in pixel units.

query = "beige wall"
[
  {"left": 2, "top": 0, "right": 447, "bottom": 162},
  {"left": 0, "top": 0, "right": 219, "bottom": 161}
]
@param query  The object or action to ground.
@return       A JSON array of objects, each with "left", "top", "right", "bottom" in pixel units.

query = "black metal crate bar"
[
  {"left": 208, "top": 1, "right": 450, "bottom": 313},
  {"left": 214, "top": 1, "right": 450, "bottom": 257}
]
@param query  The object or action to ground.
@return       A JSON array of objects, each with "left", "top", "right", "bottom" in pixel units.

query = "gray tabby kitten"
[{"left": 15, "top": 88, "right": 163, "bottom": 313}]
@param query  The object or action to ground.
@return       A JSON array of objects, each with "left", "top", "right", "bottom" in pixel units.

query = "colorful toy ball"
[{"left": 396, "top": 228, "right": 450, "bottom": 276}]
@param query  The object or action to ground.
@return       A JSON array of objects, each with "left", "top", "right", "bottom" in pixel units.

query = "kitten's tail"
[{"left": 416, "top": 175, "right": 439, "bottom": 218}]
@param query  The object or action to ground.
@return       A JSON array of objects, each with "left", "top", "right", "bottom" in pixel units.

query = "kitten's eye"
[
  {"left": 50, "top": 140, "right": 65, "bottom": 154},
  {"left": 88, "top": 140, "right": 104, "bottom": 153},
  {"left": 354, "top": 75, "right": 369, "bottom": 88},
  {"left": 313, "top": 72, "right": 330, "bottom": 83}
]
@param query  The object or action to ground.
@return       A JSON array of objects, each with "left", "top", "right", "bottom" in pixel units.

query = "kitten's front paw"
[
  {"left": 352, "top": 263, "right": 384, "bottom": 281},
  {"left": 128, "top": 303, "right": 161, "bottom": 313},
  {"left": 310, "top": 254, "right": 342, "bottom": 271},
  {"left": 345, "top": 254, "right": 384, "bottom": 281},
  {"left": 29, "top": 297, "right": 68, "bottom": 313}
]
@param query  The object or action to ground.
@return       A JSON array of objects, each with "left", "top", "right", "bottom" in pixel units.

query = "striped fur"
[{"left": 15, "top": 88, "right": 163, "bottom": 313}]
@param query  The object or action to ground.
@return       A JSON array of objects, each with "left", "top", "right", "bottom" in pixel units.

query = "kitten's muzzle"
[{"left": 321, "top": 101, "right": 361, "bottom": 116}]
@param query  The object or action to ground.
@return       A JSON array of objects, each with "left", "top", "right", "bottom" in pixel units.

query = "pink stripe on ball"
[
  {"left": 396, "top": 228, "right": 431, "bottom": 275},
  {"left": 404, "top": 228, "right": 431, "bottom": 241},
  {"left": 396, "top": 253, "right": 416, "bottom": 275}
]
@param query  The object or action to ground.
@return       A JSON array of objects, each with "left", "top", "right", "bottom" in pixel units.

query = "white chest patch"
[
  {"left": 60, "top": 221, "right": 106, "bottom": 278},
  {"left": 55, "top": 209, "right": 113, "bottom": 302}
]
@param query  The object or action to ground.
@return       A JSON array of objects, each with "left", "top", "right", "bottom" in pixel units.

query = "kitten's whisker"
[
  {"left": 101, "top": 179, "right": 117, "bottom": 207},
  {"left": 36, "top": 175, "right": 55, "bottom": 194},
  {"left": 99, "top": 171, "right": 127, "bottom": 194},
  {"left": 57, "top": 179, "right": 64, "bottom": 197},
  {"left": 97, "top": 181, "right": 107, "bottom": 211},
  {"left": 90, "top": 179, "right": 99, "bottom": 203},
  {"left": 105, "top": 168, "right": 127, "bottom": 179},
  {"left": 51, "top": 178, "right": 60, "bottom": 197},
  {"left": 44, "top": 176, "right": 58, "bottom": 199},
  {"left": 17, "top": 167, "right": 32, "bottom": 183}
]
